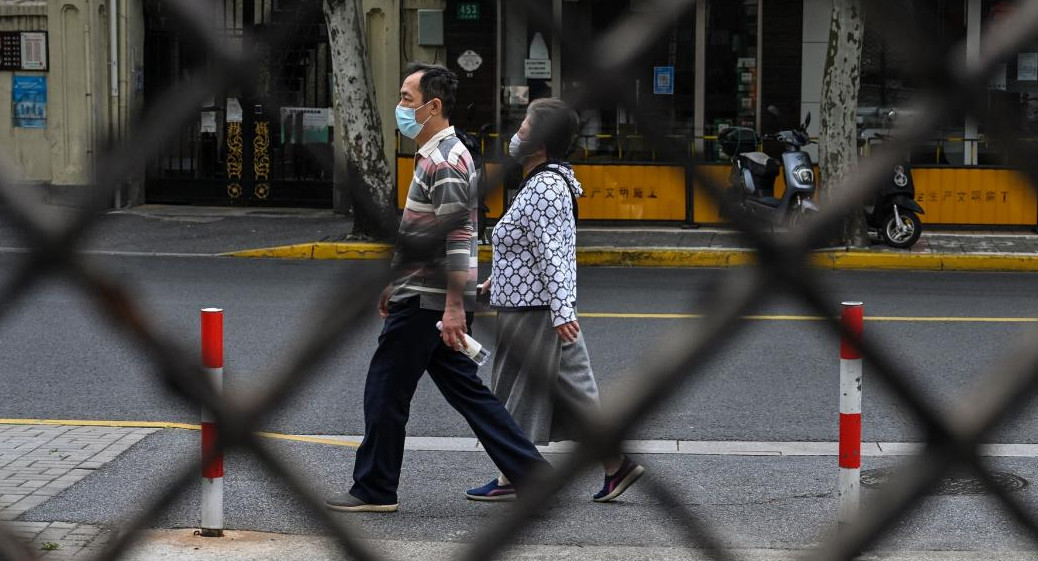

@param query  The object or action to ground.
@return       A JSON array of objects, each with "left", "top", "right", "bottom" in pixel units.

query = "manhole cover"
[{"left": 861, "top": 467, "right": 1028, "bottom": 495}]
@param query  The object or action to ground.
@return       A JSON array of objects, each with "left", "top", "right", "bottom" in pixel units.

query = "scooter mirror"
[{"left": 802, "top": 112, "right": 812, "bottom": 131}]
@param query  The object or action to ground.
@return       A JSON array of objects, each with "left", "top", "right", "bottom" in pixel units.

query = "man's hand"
[
  {"left": 556, "top": 320, "right": 580, "bottom": 343},
  {"left": 440, "top": 304, "right": 468, "bottom": 350},
  {"left": 378, "top": 285, "right": 393, "bottom": 318}
]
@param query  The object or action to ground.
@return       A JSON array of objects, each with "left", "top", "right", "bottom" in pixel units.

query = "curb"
[{"left": 221, "top": 242, "right": 1038, "bottom": 272}]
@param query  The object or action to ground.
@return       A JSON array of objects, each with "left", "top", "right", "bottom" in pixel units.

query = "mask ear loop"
[{"left": 417, "top": 99, "right": 436, "bottom": 127}]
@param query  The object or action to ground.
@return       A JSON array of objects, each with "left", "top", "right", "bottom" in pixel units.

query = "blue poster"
[
  {"left": 653, "top": 66, "right": 674, "bottom": 95},
  {"left": 13, "top": 75, "right": 46, "bottom": 128}
]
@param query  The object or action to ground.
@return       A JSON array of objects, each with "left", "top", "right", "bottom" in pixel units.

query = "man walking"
[{"left": 326, "top": 63, "right": 549, "bottom": 513}]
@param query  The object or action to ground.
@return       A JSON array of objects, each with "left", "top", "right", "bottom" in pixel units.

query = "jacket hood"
[{"left": 546, "top": 162, "right": 583, "bottom": 197}]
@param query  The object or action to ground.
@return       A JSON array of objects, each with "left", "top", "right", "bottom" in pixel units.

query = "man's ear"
[{"left": 430, "top": 98, "right": 443, "bottom": 116}]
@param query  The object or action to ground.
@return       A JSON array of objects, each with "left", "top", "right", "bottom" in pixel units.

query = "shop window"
[
  {"left": 500, "top": 0, "right": 695, "bottom": 164},
  {"left": 979, "top": 0, "right": 1038, "bottom": 166},
  {"left": 858, "top": 0, "right": 966, "bottom": 165},
  {"left": 703, "top": 0, "right": 758, "bottom": 163}
]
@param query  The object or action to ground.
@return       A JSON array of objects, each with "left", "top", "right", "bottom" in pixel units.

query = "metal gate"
[{"left": 143, "top": 0, "right": 333, "bottom": 207}]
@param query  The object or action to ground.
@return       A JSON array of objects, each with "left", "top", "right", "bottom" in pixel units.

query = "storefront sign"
[
  {"left": 12, "top": 75, "right": 46, "bottom": 128},
  {"left": 201, "top": 111, "right": 217, "bottom": 134},
  {"left": 1018, "top": 53, "right": 1038, "bottom": 81},
  {"left": 226, "top": 98, "right": 243, "bottom": 123},
  {"left": 457, "top": 2, "right": 480, "bottom": 21},
  {"left": 524, "top": 59, "right": 551, "bottom": 80},
  {"left": 280, "top": 107, "right": 332, "bottom": 144},
  {"left": 20, "top": 32, "right": 46, "bottom": 70},
  {"left": 457, "top": 50, "right": 483, "bottom": 72},
  {"left": 653, "top": 66, "right": 674, "bottom": 95},
  {"left": 505, "top": 85, "right": 529, "bottom": 106},
  {"left": 0, "top": 32, "right": 47, "bottom": 71}
]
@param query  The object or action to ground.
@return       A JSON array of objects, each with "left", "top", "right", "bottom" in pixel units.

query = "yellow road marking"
[
  {"left": 0, "top": 418, "right": 361, "bottom": 448},
  {"left": 254, "top": 432, "right": 361, "bottom": 447},
  {"left": 575, "top": 313, "right": 1038, "bottom": 322},
  {"left": 0, "top": 418, "right": 201, "bottom": 430}
]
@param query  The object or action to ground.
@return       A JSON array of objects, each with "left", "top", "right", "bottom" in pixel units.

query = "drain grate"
[{"left": 861, "top": 467, "right": 1029, "bottom": 495}]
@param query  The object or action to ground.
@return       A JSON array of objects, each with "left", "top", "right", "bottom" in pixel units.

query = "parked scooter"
[
  {"left": 719, "top": 111, "right": 819, "bottom": 229},
  {"left": 859, "top": 112, "right": 925, "bottom": 248}
]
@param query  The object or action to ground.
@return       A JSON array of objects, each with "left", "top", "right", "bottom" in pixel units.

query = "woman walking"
[{"left": 466, "top": 98, "right": 644, "bottom": 503}]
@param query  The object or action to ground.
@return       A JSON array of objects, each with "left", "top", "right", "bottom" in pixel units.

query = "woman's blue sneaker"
[
  {"left": 465, "top": 479, "right": 517, "bottom": 501},
  {"left": 593, "top": 457, "right": 645, "bottom": 502}
]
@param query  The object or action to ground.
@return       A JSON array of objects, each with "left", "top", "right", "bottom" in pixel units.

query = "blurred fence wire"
[{"left": 4, "top": 1, "right": 1038, "bottom": 561}]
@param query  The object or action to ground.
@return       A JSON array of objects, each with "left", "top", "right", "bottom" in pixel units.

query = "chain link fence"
[{"left": 4, "top": 1, "right": 1038, "bottom": 560}]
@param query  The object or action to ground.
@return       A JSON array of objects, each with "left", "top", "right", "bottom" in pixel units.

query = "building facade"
[
  {"left": 0, "top": 0, "right": 1033, "bottom": 225},
  {"left": 0, "top": 0, "right": 143, "bottom": 206}
]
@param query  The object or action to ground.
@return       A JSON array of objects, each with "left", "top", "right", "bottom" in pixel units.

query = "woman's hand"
[
  {"left": 555, "top": 320, "right": 580, "bottom": 343},
  {"left": 476, "top": 278, "right": 491, "bottom": 305}
]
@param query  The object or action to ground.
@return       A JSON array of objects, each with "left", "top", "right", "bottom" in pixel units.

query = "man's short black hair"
[
  {"left": 404, "top": 62, "right": 458, "bottom": 120},
  {"left": 526, "top": 98, "right": 579, "bottom": 160}
]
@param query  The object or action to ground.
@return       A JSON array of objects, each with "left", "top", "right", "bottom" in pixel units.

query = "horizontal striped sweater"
[{"left": 390, "top": 126, "right": 478, "bottom": 311}]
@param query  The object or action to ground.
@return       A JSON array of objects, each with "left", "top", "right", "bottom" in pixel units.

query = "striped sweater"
[{"left": 389, "top": 126, "right": 478, "bottom": 311}]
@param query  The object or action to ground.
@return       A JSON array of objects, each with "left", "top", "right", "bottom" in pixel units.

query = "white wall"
[
  {"left": 801, "top": 0, "right": 832, "bottom": 161},
  {"left": 362, "top": 0, "right": 401, "bottom": 183},
  {"left": 0, "top": 0, "right": 142, "bottom": 204}
]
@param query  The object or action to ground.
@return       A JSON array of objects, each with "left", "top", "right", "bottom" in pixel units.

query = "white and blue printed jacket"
[{"left": 490, "top": 162, "right": 583, "bottom": 327}]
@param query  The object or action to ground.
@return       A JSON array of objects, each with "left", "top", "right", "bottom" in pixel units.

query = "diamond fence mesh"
[{"left": 4, "top": 1, "right": 1038, "bottom": 560}]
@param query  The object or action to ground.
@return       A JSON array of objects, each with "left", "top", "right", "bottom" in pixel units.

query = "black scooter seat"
[{"left": 737, "top": 152, "right": 780, "bottom": 178}]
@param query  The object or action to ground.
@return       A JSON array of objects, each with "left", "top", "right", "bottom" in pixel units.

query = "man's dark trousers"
[{"left": 350, "top": 296, "right": 548, "bottom": 505}]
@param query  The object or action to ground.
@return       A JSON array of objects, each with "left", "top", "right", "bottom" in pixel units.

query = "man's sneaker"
[
  {"left": 325, "top": 492, "right": 398, "bottom": 513},
  {"left": 593, "top": 457, "right": 645, "bottom": 502},
  {"left": 465, "top": 479, "right": 517, "bottom": 501}
]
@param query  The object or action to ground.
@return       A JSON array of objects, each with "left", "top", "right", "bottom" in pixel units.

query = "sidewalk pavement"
[
  {"left": 3, "top": 204, "right": 1038, "bottom": 271},
  {"left": 3, "top": 423, "right": 1038, "bottom": 560},
  {"left": 0, "top": 424, "right": 157, "bottom": 558}
]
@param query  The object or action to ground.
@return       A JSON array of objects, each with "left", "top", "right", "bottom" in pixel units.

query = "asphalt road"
[
  {"left": 8, "top": 254, "right": 1038, "bottom": 549},
  {"left": 2, "top": 254, "right": 1038, "bottom": 442}
]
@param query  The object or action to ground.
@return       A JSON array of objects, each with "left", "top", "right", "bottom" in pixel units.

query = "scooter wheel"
[
  {"left": 880, "top": 210, "right": 922, "bottom": 249},
  {"left": 786, "top": 206, "right": 817, "bottom": 231}
]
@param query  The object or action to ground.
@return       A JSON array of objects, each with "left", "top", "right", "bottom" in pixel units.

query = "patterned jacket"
[{"left": 490, "top": 162, "right": 583, "bottom": 326}]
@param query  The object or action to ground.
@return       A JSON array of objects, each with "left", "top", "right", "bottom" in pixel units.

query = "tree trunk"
[
  {"left": 819, "top": 0, "right": 867, "bottom": 247},
  {"left": 324, "top": 0, "right": 396, "bottom": 239}
]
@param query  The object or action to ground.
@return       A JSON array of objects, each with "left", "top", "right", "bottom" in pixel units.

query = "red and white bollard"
[
  {"left": 839, "top": 301, "right": 864, "bottom": 529},
  {"left": 200, "top": 308, "right": 224, "bottom": 537}
]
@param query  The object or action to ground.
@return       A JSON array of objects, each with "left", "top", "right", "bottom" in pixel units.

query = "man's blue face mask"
[{"left": 395, "top": 100, "right": 434, "bottom": 139}]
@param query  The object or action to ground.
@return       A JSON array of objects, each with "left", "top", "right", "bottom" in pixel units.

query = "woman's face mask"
[
  {"left": 507, "top": 132, "right": 525, "bottom": 160},
  {"left": 395, "top": 100, "right": 434, "bottom": 139}
]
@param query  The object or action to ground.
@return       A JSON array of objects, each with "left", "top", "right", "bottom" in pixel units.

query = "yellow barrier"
[
  {"left": 693, "top": 164, "right": 1038, "bottom": 226},
  {"left": 912, "top": 168, "right": 1037, "bottom": 225},
  {"left": 397, "top": 158, "right": 687, "bottom": 221},
  {"left": 397, "top": 157, "right": 1038, "bottom": 226}
]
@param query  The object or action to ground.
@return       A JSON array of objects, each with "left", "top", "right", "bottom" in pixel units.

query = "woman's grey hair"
[{"left": 525, "top": 98, "right": 579, "bottom": 160}]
